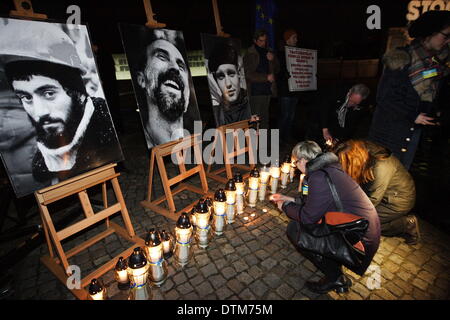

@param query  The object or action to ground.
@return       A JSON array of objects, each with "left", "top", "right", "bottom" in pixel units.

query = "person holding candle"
[
  {"left": 271, "top": 141, "right": 380, "bottom": 294},
  {"left": 333, "top": 139, "right": 419, "bottom": 245}
]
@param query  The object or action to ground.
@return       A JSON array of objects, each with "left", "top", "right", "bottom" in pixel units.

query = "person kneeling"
[
  {"left": 334, "top": 140, "right": 420, "bottom": 245},
  {"left": 272, "top": 141, "right": 380, "bottom": 294}
]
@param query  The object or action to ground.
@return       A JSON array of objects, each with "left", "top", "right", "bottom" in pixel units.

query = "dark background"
[{"left": 0, "top": 0, "right": 413, "bottom": 57}]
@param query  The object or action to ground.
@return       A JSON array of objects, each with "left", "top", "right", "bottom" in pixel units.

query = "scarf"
[
  {"left": 407, "top": 39, "right": 450, "bottom": 102},
  {"left": 37, "top": 97, "right": 94, "bottom": 172},
  {"left": 336, "top": 91, "right": 361, "bottom": 128}
]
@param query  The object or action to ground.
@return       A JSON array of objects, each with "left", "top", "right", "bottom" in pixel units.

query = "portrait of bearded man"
[{"left": 120, "top": 26, "right": 201, "bottom": 149}]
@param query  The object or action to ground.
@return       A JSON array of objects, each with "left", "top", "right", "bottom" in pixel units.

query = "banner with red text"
[{"left": 285, "top": 46, "right": 317, "bottom": 91}]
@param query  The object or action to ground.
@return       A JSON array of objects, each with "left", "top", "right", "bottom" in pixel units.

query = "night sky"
[{"left": 0, "top": 0, "right": 416, "bottom": 58}]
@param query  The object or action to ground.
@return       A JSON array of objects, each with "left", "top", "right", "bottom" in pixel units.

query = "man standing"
[
  {"left": 277, "top": 29, "right": 300, "bottom": 144},
  {"left": 0, "top": 20, "right": 122, "bottom": 188},
  {"left": 244, "top": 29, "right": 279, "bottom": 130},
  {"left": 207, "top": 41, "right": 251, "bottom": 126},
  {"left": 135, "top": 30, "right": 191, "bottom": 149}
]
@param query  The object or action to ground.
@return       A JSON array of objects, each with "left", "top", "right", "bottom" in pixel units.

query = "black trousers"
[{"left": 287, "top": 220, "right": 343, "bottom": 282}]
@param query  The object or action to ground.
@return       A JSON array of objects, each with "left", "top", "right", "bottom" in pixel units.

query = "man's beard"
[
  {"left": 32, "top": 99, "right": 86, "bottom": 149},
  {"left": 153, "top": 69, "right": 187, "bottom": 122}
]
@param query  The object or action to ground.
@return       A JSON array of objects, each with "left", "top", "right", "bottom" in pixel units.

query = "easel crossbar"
[{"left": 56, "top": 203, "right": 121, "bottom": 241}]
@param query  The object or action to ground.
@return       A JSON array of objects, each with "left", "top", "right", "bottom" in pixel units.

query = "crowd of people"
[{"left": 264, "top": 10, "right": 449, "bottom": 294}]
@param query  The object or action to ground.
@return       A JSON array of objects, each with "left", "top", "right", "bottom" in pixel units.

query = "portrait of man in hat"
[
  {"left": 201, "top": 34, "right": 252, "bottom": 127},
  {"left": 120, "top": 25, "right": 201, "bottom": 149},
  {"left": 0, "top": 18, "right": 123, "bottom": 197}
]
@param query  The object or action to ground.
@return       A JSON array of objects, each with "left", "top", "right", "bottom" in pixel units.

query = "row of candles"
[{"left": 87, "top": 155, "right": 299, "bottom": 300}]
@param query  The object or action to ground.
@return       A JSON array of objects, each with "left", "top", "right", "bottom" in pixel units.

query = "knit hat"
[
  {"left": 283, "top": 29, "right": 297, "bottom": 42},
  {"left": 207, "top": 41, "right": 239, "bottom": 73},
  {"left": 408, "top": 10, "right": 450, "bottom": 39}
]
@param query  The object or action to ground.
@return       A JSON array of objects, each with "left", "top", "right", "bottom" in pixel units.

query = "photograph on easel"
[
  {"left": 0, "top": 17, "right": 124, "bottom": 198},
  {"left": 201, "top": 34, "right": 251, "bottom": 127},
  {"left": 119, "top": 24, "right": 201, "bottom": 149}
]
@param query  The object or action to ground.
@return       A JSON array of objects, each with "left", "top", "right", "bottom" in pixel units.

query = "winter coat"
[
  {"left": 282, "top": 152, "right": 381, "bottom": 275},
  {"left": 276, "top": 47, "right": 299, "bottom": 97},
  {"left": 369, "top": 47, "right": 446, "bottom": 159},
  {"left": 364, "top": 143, "right": 416, "bottom": 215},
  {"left": 243, "top": 45, "right": 280, "bottom": 97}
]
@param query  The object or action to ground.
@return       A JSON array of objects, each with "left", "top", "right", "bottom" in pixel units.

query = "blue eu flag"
[{"left": 255, "top": 0, "right": 276, "bottom": 50}]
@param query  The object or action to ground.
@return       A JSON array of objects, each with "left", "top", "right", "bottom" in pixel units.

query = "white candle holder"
[
  {"left": 194, "top": 200, "right": 212, "bottom": 249},
  {"left": 213, "top": 189, "right": 227, "bottom": 236},
  {"left": 258, "top": 165, "right": 270, "bottom": 201},
  {"left": 174, "top": 213, "right": 193, "bottom": 268},
  {"left": 145, "top": 229, "right": 168, "bottom": 287},
  {"left": 248, "top": 168, "right": 260, "bottom": 207},
  {"left": 127, "top": 247, "right": 152, "bottom": 300},
  {"left": 225, "top": 179, "right": 237, "bottom": 224},
  {"left": 270, "top": 161, "right": 281, "bottom": 194}
]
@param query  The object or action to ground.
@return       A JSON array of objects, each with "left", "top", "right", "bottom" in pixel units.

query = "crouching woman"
[{"left": 272, "top": 141, "right": 380, "bottom": 294}]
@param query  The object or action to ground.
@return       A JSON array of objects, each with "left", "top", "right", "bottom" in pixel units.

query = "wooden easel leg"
[
  {"left": 38, "top": 205, "right": 70, "bottom": 273},
  {"left": 206, "top": 132, "right": 219, "bottom": 174},
  {"left": 156, "top": 154, "right": 176, "bottom": 213},
  {"left": 111, "top": 177, "right": 135, "bottom": 237},
  {"left": 39, "top": 209, "right": 54, "bottom": 259},
  {"left": 146, "top": 149, "right": 156, "bottom": 202},
  {"left": 195, "top": 144, "right": 209, "bottom": 194},
  {"left": 102, "top": 182, "right": 110, "bottom": 228}
]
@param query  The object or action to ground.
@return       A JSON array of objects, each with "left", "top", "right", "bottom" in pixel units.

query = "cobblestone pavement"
[{"left": 2, "top": 121, "right": 449, "bottom": 301}]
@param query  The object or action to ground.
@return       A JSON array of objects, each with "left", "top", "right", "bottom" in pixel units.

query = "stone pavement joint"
[{"left": 2, "top": 127, "right": 449, "bottom": 301}]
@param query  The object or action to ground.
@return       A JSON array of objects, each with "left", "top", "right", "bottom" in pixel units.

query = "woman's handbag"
[{"left": 296, "top": 170, "right": 369, "bottom": 269}]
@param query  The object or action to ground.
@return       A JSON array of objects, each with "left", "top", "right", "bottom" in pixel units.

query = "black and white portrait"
[
  {"left": 119, "top": 24, "right": 201, "bottom": 149},
  {"left": 0, "top": 18, "right": 123, "bottom": 197},
  {"left": 201, "top": 34, "right": 251, "bottom": 127}
]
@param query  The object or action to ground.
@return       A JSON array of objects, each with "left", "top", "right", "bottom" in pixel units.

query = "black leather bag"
[{"left": 296, "top": 170, "right": 369, "bottom": 269}]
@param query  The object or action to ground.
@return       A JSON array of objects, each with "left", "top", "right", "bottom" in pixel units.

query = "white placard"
[{"left": 285, "top": 46, "right": 317, "bottom": 92}]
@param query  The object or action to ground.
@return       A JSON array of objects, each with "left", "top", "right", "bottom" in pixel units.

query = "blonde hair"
[{"left": 292, "top": 141, "right": 322, "bottom": 161}]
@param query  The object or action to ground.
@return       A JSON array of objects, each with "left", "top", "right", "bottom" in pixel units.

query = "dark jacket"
[
  {"left": 32, "top": 97, "right": 123, "bottom": 184},
  {"left": 369, "top": 47, "right": 441, "bottom": 158},
  {"left": 320, "top": 91, "right": 370, "bottom": 142},
  {"left": 282, "top": 152, "right": 380, "bottom": 275},
  {"left": 213, "top": 88, "right": 252, "bottom": 127},
  {"left": 276, "top": 46, "right": 299, "bottom": 97},
  {"left": 243, "top": 45, "right": 280, "bottom": 97},
  {"left": 364, "top": 143, "right": 416, "bottom": 215}
]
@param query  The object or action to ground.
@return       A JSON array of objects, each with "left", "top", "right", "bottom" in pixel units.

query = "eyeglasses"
[{"left": 439, "top": 32, "right": 450, "bottom": 40}]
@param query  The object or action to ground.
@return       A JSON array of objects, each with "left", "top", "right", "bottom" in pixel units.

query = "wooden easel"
[
  {"left": 7, "top": 1, "right": 144, "bottom": 300},
  {"left": 211, "top": 0, "right": 230, "bottom": 37},
  {"left": 143, "top": 0, "right": 166, "bottom": 28},
  {"left": 9, "top": 0, "right": 47, "bottom": 20},
  {"left": 141, "top": 134, "right": 212, "bottom": 222},
  {"left": 36, "top": 164, "right": 145, "bottom": 300},
  {"left": 207, "top": 120, "right": 258, "bottom": 184}
]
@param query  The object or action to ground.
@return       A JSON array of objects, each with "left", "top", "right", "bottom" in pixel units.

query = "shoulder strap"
[{"left": 320, "top": 169, "right": 344, "bottom": 212}]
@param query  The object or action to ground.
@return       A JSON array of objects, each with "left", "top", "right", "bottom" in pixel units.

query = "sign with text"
[{"left": 285, "top": 46, "right": 317, "bottom": 92}]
